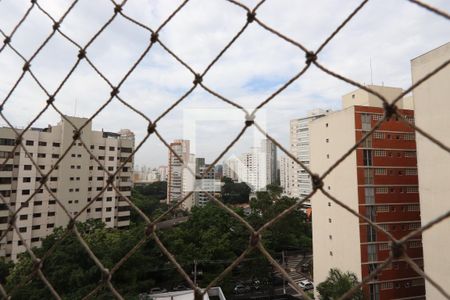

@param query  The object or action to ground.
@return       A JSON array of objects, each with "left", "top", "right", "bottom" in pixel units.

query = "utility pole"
[
  {"left": 193, "top": 260, "right": 197, "bottom": 286},
  {"left": 282, "top": 250, "right": 286, "bottom": 294}
]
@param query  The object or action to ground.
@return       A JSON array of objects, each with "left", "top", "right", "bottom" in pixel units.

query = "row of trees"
[{"left": 0, "top": 181, "right": 361, "bottom": 299}]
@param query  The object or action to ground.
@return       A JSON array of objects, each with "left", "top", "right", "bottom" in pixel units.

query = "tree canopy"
[
  {"left": 316, "top": 268, "right": 363, "bottom": 300},
  {"left": 221, "top": 176, "right": 251, "bottom": 204}
]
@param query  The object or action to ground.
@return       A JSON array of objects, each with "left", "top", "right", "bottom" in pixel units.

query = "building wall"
[
  {"left": 167, "top": 140, "right": 194, "bottom": 210},
  {"left": 0, "top": 116, "right": 133, "bottom": 260},
  {"left": 310, "top": 106, "right": 362, "bottom": 290},
  {"left": 289, "top": 109, "right": 329, "bottom": 200},
  {"left": 411, "top": 42, "right": 450, "bottom": 300},
  {"left": 354, "top": 106, "right": 424, "bottom": 299},
  {"left": 342, "top": 85, "right": 404, "bottom": 109}
]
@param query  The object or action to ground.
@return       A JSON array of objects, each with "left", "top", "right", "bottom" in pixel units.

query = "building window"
[
  {"left": 378, "top": 243, "right": 390, "bottom": 251},
  {"left": 49, "top": 200, "right": 56, "bottom": 205},
  {"left": 407, "top": 204, "right": 420, "bottom": 212},
  {"left": 32, "top": 225, "right": 41, "bottom": 230},
  {"left": 376, "top": 205, "right": 389, "bottom": 213},
  {"left": 406, "top": 186, "right": 419, "bottom": 193},
  {"left": 374, "top": 168, "right": 387, "bottom": 175},
  {"left": 25, "top": 140, "right": 34, "bottom": 146},
  {"left": 376, "top": 187, "right": 388, "bottom": 194},
  {"left": 38, "top": 141, "right": 47, "bottom": 146},
  {"left": 37, "top": 153, "right": 46, "bottom": 158},
  {"left": 404, "top": 151, "right": 416, "bottom": 158},
  {"left": 52, "top": 142, "right": 60, "bottom": 147},
  {"left": 363, "top": 150, "right": 372, "bottom": 166},
  {"left": 19, "top": 227, "right": 27, "bottom": 233},
  {"left": 380, "top": 282, "right": 393, "bottom": 290},
  {"left": 24, "top": 165, "right": 32, "bottom": 170},
  {"left": 0, "top": 138, "right": 15, "bottom": 146},
  {"left": 409, "top": 241, "right": 422, "bottom": 248},
  {"left": 373, "top": 132, "right": 385, "bottom": 139},
  {"left": 372, "top": 114, "right": 383, "bottom": 121},
  {"left": 48, "top": 212, "right": 55, "bottom": 216},
  {"left": 374, "top": 150, "right": 386, "bottom": 157},
  {"left": 409, "top": 223, "right": 421, "bottom": 230},
  {"left": 368, "top": 244, "right": 377, "bottom": 262},
  {"left": 404, "top": 133, "right": 415, "bottom": 140},
  {"left": 47, "top": 223, "right": 54, "bottom": 228},
  {"left": 405, "top": 168, "right": 417, "bottom": 176},
  {"left": 361, "top": 113, "right": 372, "bottom": 130}
]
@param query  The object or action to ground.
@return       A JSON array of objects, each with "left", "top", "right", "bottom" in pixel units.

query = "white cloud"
[{"left": 0, "top": 0, "right": 448, "bottom": 166}]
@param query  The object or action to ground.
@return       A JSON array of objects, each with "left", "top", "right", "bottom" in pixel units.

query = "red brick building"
[{"left": 311, "top": 86, "right": 425, "bottom": 300}]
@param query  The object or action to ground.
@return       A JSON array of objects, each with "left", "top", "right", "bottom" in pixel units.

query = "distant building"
[
  {"left": 261, "top": 139, "right": 277, "bottom": 186},
  {"left": 194, "top": 158, "right": 221, "bottom": 207},
  {"left": 279, "top": 155, "right": 293, "bottom": 196},
  {"left": 158, "top": 165, "right": 168, "bottom": 182},
  {"left": 222, "top": 139, "right": 276, "bottom": 192},
  {"left": 289, "top": 109, "right": 330, "bottom": 201},
  {"left": 411, "top": 42, "right": 450, "bottom": 300},
  {"left": 167, "top": 140, "right": 194, "bottom": 210},
  {"left": 223, "top": 156, "right": 240, "bottom": 181},
  {"left": 0, "top": 116, "right": 134, "bottom": 260},
  {"left": 311, "top": 86, "right": 425, "bottom": 300}
]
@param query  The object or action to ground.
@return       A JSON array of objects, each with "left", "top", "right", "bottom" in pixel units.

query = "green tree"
[
  {"left": 316, "top": 268, "right": 363, "bottom": 300},
  {"left": 221, "top": 177, "right": 251, "bottom": 204}
]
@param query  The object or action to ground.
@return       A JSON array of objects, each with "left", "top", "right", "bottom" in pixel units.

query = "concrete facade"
[
  {"left": 411, "top": 42, "right": 450, "bottom": 300},
  {"left": 167, "top": 140, "right": 194, "bottom": 210},
  {"left": 0, "top": 116, "right": 134, "bottom": 260},
  {"left": 289, "top": 109, "right": 330, "bottom": 201}
]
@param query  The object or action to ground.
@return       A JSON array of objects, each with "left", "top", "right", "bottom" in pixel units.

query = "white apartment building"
[
  {"left": 193, "top": 158, "right": 221, "bottom": 207},
  {"left": 0, "top": 116, "right": 134, "bottom": 260},
  {"left": 412, "top": 42, "right": 450, "bottom": 300},
  {"left": 223, "top": 139, "right": 276, "bottom": 192},
  {"left": 279, "top": 155, "right": 293, "bottom": 196},
  {"left": 223, "top": 156, "right": 240, "bottom": 181},
  {"left": 158, "top": 166, "right": 168, "bottom": 182},
  {"left": 167, "top": 140, "right": 194, "bottom": 210},
  {"left": 289, "top": 109, "right": 330, "bottom": 200}
]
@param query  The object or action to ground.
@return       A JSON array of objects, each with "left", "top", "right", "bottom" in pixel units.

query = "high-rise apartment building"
[
  {"left": 0, "top": 116, "right": 134, "bottom": 260},
  {"left": 411, "top": 42, "right": 450, "bottom": 300},
  {"left": 279, "top": 155, "right": 290, "bottom": 195},
  {"left": 158, "top": 166, "right": 168, "bottom": 182},
  {"left": 261, "top": 139, "right": 277, "bottom": 186},
  {"left": 224, "top": 139, "right": 276, "bottom": 192},
  {"left": 311, "top": 86, "right": 425, "bottom": 300},
  {"left": 193, "top": 158, "right": 221, "bottom": 207},
  {"left": 223, "top": 156, "right": 240, "bottom": 182},
  {"left": 289, "top": 109, "right": 330, "bottom": 201},
  {"left": 167, "top": 140, "right": 194, "bottom": 210}
]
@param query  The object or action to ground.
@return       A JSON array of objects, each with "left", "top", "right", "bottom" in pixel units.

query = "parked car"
[
  {"left": 233, "top": 284, "right": 251, "bottom": 294},
  {"left": 173, "top": 284, "right": 189, "bottom": 291},
  {"left": 149, "top": 287, "right": 167, "bottom": 294},
  {"left": 298, "top": 280, "right": 314, "bottom": 290}
]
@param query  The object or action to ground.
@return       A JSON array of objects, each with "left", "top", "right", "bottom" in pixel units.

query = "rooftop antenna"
[{"left": 370, "top": 57, "right": 374, "bottom": 85}]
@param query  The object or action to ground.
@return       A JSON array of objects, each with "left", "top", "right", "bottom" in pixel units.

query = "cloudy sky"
[{"left": 0, "top": 0, "right": 449, "bottom": 168}]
